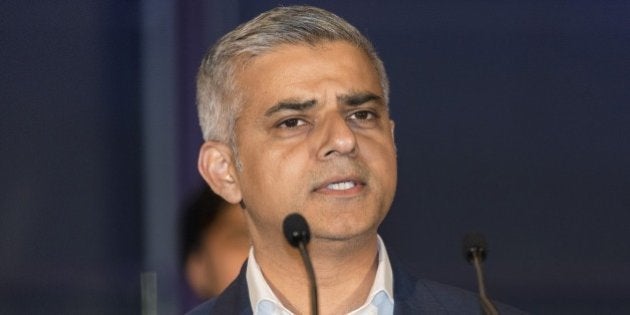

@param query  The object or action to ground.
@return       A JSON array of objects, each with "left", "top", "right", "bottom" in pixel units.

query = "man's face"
[{"left": 232, "top": 41, "right": 397, "bottom": 243}]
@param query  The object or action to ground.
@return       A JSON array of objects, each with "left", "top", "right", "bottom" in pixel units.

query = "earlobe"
[{"left": 198, "top": 141, "right": 243, "bottom": 204}]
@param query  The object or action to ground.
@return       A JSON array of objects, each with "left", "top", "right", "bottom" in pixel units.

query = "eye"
[
  {"left": 278, "top": 118, "right": 306, "bottom": 128},
  {"left": 349, "top": 110, "right": 376, "bottom": 121}
]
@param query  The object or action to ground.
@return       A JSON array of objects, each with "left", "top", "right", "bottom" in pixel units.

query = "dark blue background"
[{"left": 2, "top": 1, "right": 628, "bottom": 314}]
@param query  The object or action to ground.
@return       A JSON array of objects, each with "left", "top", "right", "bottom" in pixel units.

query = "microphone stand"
[
  {"left": 283, "top": 213, "right": 319, "bottom": 315},
  {"left": 297, "top": 241, "right": 318, "bottom": 315},
  {"left": 470, "top": 250, "right": 499, "bottom": 315}
]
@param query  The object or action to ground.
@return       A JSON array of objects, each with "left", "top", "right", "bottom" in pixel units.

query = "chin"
[
  {"left": 313, "top": 222, "right": 377, "bottom": 243},
  {"left": 307, "top": 204, "right": 386, "bottom": 239}
]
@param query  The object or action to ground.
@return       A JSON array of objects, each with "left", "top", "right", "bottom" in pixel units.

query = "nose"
[{"left": 316, "top": 113, "right": 358, "bottom": 159}]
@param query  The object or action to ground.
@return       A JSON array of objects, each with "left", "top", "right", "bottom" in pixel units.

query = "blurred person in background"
[{"left": 179, "top": 187, "right": 249, "bottom": 299}]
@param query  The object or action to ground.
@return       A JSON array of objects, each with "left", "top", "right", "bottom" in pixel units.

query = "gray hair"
[{"left": 196, "top": 5, "right": 389, "bottom": 145}]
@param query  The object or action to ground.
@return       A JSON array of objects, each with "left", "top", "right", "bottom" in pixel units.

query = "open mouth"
[
  {"left": 326, "top": 181, "right": 357, "bottom": 190},
  {"left": 314, "top": 177, "right": 366, "bottom": 195}
]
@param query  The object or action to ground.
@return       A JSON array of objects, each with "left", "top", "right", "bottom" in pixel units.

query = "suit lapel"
[{"left": 210, "top": 261, "right": 253, "bottom": 315}]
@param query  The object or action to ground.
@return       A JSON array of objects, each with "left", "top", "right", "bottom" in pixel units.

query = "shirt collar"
[
  {"left": 246, "top": 245, "right": 293, "bottom": 315},
  {"left": 246, "top": 235, "right": 394, "bottom": 315}
]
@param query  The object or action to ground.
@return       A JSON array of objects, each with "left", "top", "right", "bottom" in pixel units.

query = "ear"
[
  {"left": 389, "top": 119, "right": 397, "bottom": 152},
  {"left": 389, "top": 119, "right": 395, "bottom": 138},
  {"left": 198, "top": 141, "right": 242, "bottom": 204}
]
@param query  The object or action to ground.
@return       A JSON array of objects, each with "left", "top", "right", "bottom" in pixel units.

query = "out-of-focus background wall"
[{"left": 2, "top": 1, "right": 628, "bottom": 314}]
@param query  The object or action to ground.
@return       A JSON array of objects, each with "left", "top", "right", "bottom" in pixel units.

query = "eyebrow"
[
  {"left": 264, "top": 92, "right": 383, "bottom": 117},
  {"left": 264, "top": 99, "right": 317, "bottom": 117},
  {"left": 337, "top": 92, "right": 383, "bottom": 107}
]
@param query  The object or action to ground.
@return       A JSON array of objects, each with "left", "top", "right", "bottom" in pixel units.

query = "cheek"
[
  {"left": 363, "top": 136, "right": 397, "bottom": 168},
  {"left": 378, "top": 156, "right": 397, "bottom": 193},
  {"left": 364, "top": 138, "right": 398, "bottom": 194},
  {"left": 242, "top": 145, "right": 309, "bottom": 189}
]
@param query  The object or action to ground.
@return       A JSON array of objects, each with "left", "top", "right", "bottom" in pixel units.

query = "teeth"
[{"left": 327, "top": 181, "right": 356, "bottom": 190}]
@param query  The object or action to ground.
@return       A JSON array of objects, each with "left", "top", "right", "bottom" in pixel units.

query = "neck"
[{"left": 253, "top": 233, "right": 380, "bottom": 315}]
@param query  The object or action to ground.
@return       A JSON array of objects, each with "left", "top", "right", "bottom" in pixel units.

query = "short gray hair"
[{"left": 196, "top": 5, "right": 389, "bottom": 145}]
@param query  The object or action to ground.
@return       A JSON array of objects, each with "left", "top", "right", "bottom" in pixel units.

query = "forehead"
[{"left": 234, "top": 41, "right": 383, "bottom": 108}]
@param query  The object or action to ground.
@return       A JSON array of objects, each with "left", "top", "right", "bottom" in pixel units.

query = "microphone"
[
  {"left": 462, "top": 232, "right": 499, "bottom": 315},
  {"left": 283, "top": 213, "right": 318, "bottom": 315}
]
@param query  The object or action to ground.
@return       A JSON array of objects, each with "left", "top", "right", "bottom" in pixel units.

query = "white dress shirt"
[{"left": 246, "top": 235, "right": 394, "bottom": 315}]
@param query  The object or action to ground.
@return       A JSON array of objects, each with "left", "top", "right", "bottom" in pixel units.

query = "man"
[
  {"left": 189, "top": 5, "right": 525, "bottom": 315},
  {"left": 180, "top": 187, "right": 249, "bottom": 300}
]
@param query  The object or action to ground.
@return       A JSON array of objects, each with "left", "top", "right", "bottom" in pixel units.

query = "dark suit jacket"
[{"left": 186, "top": 258, "right": 526, "bottom": 315}]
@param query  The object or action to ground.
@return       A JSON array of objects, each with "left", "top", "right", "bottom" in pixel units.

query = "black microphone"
[
  {"left": 283, "top": 213, "right": 318, "bottom": 315},
  {"left": 463, "top": 232, "right": 499, "bottom": 315}
]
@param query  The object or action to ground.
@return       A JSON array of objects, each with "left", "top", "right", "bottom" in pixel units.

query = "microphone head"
[
  {"left": 283, "top": 213, "right": 311, "bottom": 248},
  {"left": 462, "top": 232, "right": 488, "bottom": 263}
]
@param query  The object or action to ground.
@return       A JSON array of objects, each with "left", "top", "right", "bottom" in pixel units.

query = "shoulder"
[
  {"left": 185, "top": 299, "right": 216, "bottom": 315},
  {"left": 184, "top": 279, "right": 251, "bottom": 315},
  {"left": 391, "top": 257, "right": 527, "bottom": 314},
  {"left": 184, "top": 261, "right": 253, "bottom": 315}
]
